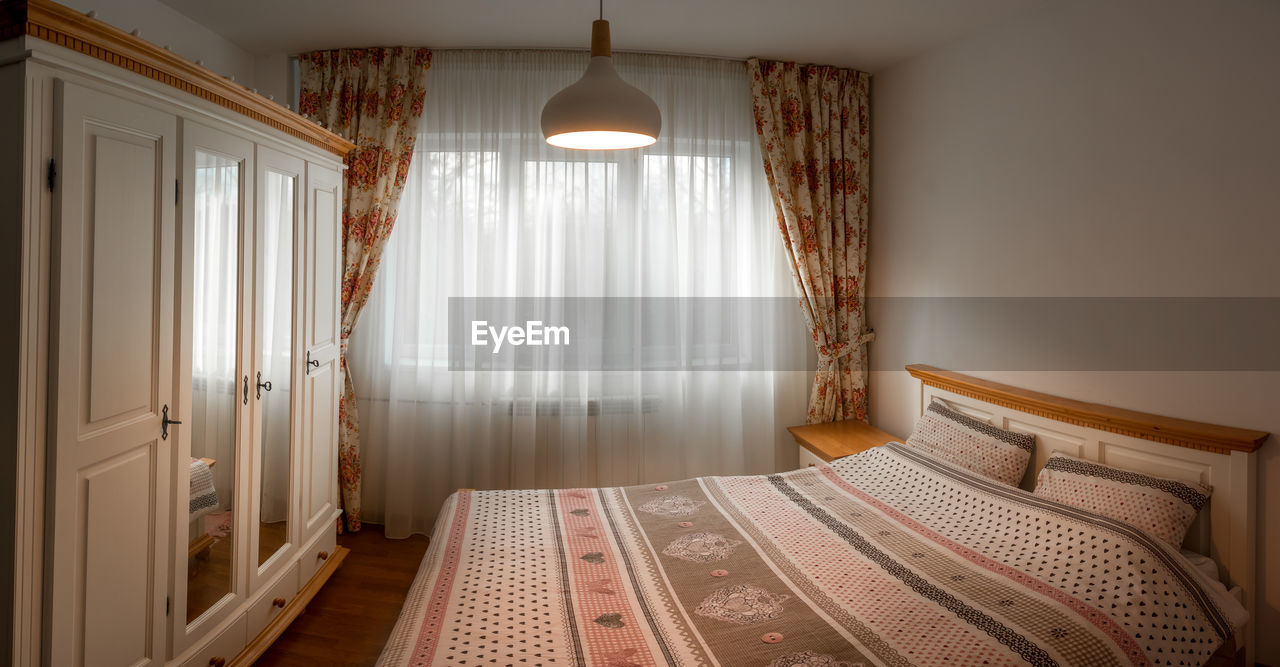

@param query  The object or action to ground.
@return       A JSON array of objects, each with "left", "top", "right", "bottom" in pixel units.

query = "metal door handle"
[
  {"left": 243, "top": 375, "right": 249, "bottom": 405},
  {"left": 161, "top": 404, "right": 182, "bottom": 440},
  {"left": 256, "top": 371, "right": 272, "bottom": 399},
  {"left": 305, "top": 350, "right": 321, "bottom": 374}
]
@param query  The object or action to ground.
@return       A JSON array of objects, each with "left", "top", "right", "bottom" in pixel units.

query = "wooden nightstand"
[{"left": 788, "top": 420, "right": 903, "bottom": 467}]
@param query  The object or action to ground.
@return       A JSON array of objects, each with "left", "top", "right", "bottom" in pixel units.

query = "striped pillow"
[
  {"left": 1033, "top": 452, "right": 1212, "bottom": 547},
  {"left": 904, "top": 399, "right": 1034, "bottom": 486}
]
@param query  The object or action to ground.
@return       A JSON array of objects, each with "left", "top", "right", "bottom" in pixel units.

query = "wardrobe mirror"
[
  {"left": 257, "top": 170, "right": 295, "bottom": 567},
  {"left": 187, "top": 150, "right": 240, "bottom": 623}
]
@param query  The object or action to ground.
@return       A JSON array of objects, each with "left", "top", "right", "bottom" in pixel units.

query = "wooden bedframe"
[{"left": 905, "top": 364, "right": 1269, "bottom": 665}]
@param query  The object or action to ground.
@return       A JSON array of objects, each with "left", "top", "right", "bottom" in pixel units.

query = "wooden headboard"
[{"left": 905, "top": 365, "right": 1268, "bottom": 663}]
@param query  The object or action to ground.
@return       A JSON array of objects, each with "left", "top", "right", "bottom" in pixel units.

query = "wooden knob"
[
  {"left": 590, "top": 20, "right": 611, "bottom": 57},
  {"left": 272, "top": 597, "right": 286, "bottom": 608},
  {"left": 317, "top": 550, "right": 329, "bottom": 561},
  {"left": 209, "top": 658, "right": 226, "bottom": 667}
]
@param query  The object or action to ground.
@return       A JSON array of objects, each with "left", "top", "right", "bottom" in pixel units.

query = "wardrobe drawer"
[
  {"left": 247, "top": 562, "right": 300, "bottom": 639},
  {"left": 299, "top": 528, "right": 337, "bottom": 586},
  {"left": 181, "top": 612, "right": 247, "bottom": 667}
]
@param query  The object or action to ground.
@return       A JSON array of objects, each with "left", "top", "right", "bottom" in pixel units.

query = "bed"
[
  {"left": 379, "top": 366, "right": 1266, "bottom": 666},
  {"left": 188, "top": 456, "right": 220, "bottom": 558}
]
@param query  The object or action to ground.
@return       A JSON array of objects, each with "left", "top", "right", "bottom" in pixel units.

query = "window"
[{"left": 345, "top": 52, "right": 809, "bottom": 533}]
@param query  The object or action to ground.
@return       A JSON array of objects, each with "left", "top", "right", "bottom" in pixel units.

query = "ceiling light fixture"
[{"left": 541, "top": 0, "right": 661, "bottom": 150}]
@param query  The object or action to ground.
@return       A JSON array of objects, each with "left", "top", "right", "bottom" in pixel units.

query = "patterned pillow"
[
  {"left": 904, "top": 399, "right": 1034, "bottom": 486},
  {"left": 1033, "top": 452, "right": 1212, "bottom": 547}
]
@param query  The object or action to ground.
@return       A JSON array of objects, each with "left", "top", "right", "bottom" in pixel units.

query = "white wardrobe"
[{"left": 1, "top": 2, "right": 350, "bottom": 665}]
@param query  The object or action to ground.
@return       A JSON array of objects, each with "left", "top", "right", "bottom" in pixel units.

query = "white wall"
[
  {"left": 58, "top": 0, "right": 257, "bottom": 86},
  {"left": 868, "top": 0, "right": 1280, "bottom": 663},
  {"left": 253, "top": 53, "right": 294, "bottom": 108}
]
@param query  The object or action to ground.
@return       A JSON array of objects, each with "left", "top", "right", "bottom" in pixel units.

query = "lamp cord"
[{"left": 599, "top": 0, "right": 603, "bottom": 20}]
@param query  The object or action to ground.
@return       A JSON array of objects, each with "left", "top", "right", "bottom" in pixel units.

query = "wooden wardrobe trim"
[
  {"left": 0, "top": 0, "right": 356, "bottom": 157},
  {"left": 906, "top": 364, "right": 1269, "bottom": 455},
  {"left": 230, "top": 545, "right": 349, "bottom": 666}
]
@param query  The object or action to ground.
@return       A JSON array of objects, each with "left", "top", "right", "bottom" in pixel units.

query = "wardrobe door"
[
  {"left": 46, "top": 80, "right": 176, "bottom": 667},
  {"left": 172, "top": 121, "right": 254, "bottom": 654},
  {"left": 300, "top": 162, "right": 342, "bottom": 540},
  {"left": 249, "top": 146, "right": 304, "bottom": 590}
]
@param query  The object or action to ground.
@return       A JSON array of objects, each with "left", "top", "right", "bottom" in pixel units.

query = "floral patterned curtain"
[
  {"left": 298, "top": 47, "right": 431, "bottom": 531},
  {"left": 747, "top": 58, "right": 873, "bottom": 424}
]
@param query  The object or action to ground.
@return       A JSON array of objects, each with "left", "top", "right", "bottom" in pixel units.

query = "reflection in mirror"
[
  {"left": 258, "top": 172, "right": 294, "bottom": 567},
  {"left": 188, "top": 151, "right": 239, "bottom": 623}
]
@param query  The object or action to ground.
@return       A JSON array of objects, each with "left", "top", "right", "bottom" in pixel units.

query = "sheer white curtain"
[
  {"left": 348, "top": 51, "right": 810, "bottom": 537},
  {"left": 190, "top": 154, "right": 240, "bottom": 510},
  {"left": 258, "top": 174, "right": 294, "bottom": 524}
]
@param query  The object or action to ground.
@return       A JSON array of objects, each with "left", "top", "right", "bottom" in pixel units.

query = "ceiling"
[{"left": 157, "top": 0, "right": 1051, "bottom": 72}]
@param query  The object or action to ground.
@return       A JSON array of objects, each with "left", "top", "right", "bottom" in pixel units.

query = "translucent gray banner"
[
  {"left": 447, "top": 297, "right": 1280, "bottom": 371},
  {"left": 448, "top": 297, "right": 811, "bottom": 371},
  {"left": 868, "top": 297, "right": 1280, "bottom": 371}
]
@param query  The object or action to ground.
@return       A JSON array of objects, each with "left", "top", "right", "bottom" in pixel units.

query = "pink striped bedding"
[{"left": 378, "top": 443, "right": 1246, "bottom": 666}]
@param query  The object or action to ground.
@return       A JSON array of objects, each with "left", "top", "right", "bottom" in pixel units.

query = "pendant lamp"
[{"left": 541, "top": 2, "right": 661, "bottom": 150}]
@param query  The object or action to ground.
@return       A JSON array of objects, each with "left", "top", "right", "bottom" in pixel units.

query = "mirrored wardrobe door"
[
  {"left": 175, "top": 122, "right": 255, "bottom": 649},
  {"left": 252, "top": 147, "right": 305, "bottom": 583}
]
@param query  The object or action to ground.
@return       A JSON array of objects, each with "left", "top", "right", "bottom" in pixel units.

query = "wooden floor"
[
  {"left": 187, "top": 524, "right": 233, "bottom": 623},
  {"left": 256, "top": 525, "right": 430, "bottom": 666}
]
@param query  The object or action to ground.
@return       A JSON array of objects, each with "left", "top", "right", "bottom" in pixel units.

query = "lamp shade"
[{"left": 541, "top": 21, "right": 661, "bottom": 150}]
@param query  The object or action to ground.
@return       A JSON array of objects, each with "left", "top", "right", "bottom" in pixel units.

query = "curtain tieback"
[{"left": 817, "top": 330, "right": 876, "bottom": 366}]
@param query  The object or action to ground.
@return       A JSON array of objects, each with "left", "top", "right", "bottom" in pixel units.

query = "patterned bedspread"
[
  {"left": 379, "top": 443, "right": 1246, "bottom": 666},
  {"left": 189, "top": 457, "right": 218, "bottom": 514}
]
